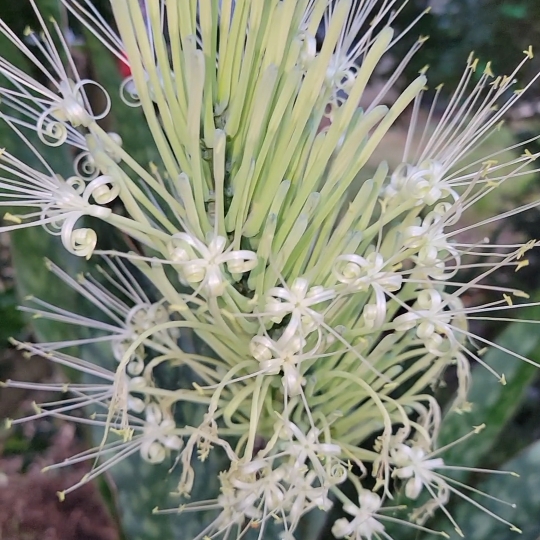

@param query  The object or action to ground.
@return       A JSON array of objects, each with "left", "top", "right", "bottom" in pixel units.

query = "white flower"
[
  {"left": 392, "top": 288, "right": 463, "bottom": 357},
  {"left": 0, "top": 89, "right": 90, "bottom": 149},
  {"left": 391, "top": 444, "right": 445, "bottom": 500},
  {"left": 140, "top": 403, "right": 183, "bottom": 464},
  {"left": 1, "top": 1, "right": 538, "bottom": 538},
  {"left": 4, "top": 340, "right": 150, "bottom": 426},
  {"left": 0, "top": 15, "right": 109, "bottom": 141},
  {"left": 334, "top": 252, "right": 402, "bottom": 292},
  {"left": 331, "top": 490, "right": 386, "bottom": 540},
  {"left": 333, "top": 252, "right": 403, "bottom": 329},
  {"left": 20, "top": 258, "right": 177, "bottom": 375},
  {"left": 287, "top": 468, "right": 333, "bottom": 528},
  {"left": 75, "top": 131, "right": 124, "bottom": 179},
  {"left": 0, "top": 151, "right": 120, "bottom": 257},
  {"left": 168, "top": 233, "right": 257, "bottom": 296},
  {"left": 386, "top": 160, "right": 459, "bottom": 206},
  {"left": 283, "top": 421, "right": 342, "bottom": 473},
  {"left": 265, "top": 278, "right": 336, "bottom": 341},
  {"left": 249, "top": 335, "right": 318, "bottom": 396},
  {"left": 404, "top": 205, "right": 460, "bottom": 278}
]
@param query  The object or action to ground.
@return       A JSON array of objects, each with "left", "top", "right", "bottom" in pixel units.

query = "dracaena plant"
[{"left": 1, "top": 1, "right": 540, "bottom": 539}]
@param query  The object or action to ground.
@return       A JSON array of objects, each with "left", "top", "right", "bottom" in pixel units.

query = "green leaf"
[
  {"left": 0, "top": 288, "right": 24, "bottom": 345},
  {"left": 445, "top": 439, "right": 540, "bottom": 540},
  {"left": 499, "top": 3, "right": 528, "bottom": 19},
  {"left": 436, "top": 310, "right": 540, "bottom": 477},
  {"left": 384, "top": 313, "right": 540, "bottom": 540},
  {"left": 9, "top": 229, "right": 86, "bottom": 347}
]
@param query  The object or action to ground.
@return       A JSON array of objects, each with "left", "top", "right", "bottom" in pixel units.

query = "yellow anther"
[
  {"left": 3, "top": 213, "right": 22, "bottom": 224},
  {"left": 473, "top": 423, "right": 486, "bottom": 433}
]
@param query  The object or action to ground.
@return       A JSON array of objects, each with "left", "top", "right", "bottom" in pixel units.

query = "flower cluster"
[{"left": 1, "top": 1, "right": 540, "bottom": 539}]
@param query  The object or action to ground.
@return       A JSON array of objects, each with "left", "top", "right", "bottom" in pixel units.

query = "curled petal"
[
  {"left": 405, "top": 475, "right": 424, "bottom": 499},
  {"left": 207, "top": 234, "right": 227, "bottom": 254},
  {"left": 358, "top": 490, "right": 382, "bottom": 513},
  {"left": 141, "top": 440, "right": 166, "bottom": 464},
  {"left": 84, "top": 175, "right": 120, "bottom": 205},
  {"left": 362, "top": 286, "right": 387, "bottom": 330},
  {"left": 127, "top": 356, "right": 145, "bottom": 376},
  {"left": 282, "top": 363, "right": 305, "bottom": 396},
  {"left": 182, "top": 260, "right": 207, "bottom": 284},
  {"left": 334, "top": 254, "right": 367, "bottom": 279},
  {"left": 291, "top": 278, "right": 310, "bottom": 298},
  {"left": 224, "top": 250, "right": 257, "bottom": 274},
  {"left": 266, "top": 297, "right": 287, "bottom": 323},
  {"left": 332, "top": 517, "right": 354, "bottom": 538},
  {"left": 418, "top": 289, "right": 442, "bottom": 310},
  {"left": 250, "top": 335, "right": 275, "bottom": 363},
  {"left": 306, "top": 285, "right": 336, "bottom": 303},
  {"left": 404, "top": 225, "right": 426, "bottom": 247},
  {"left": 128, "top": 396, "right": 146, "bottom": 414},
  {"left": 74, "top": 152, "right": 99, "bottom": 180},
  {"left": 65, "top": 176, "right": 86, "bottom": 194},
  {"left": 72, "top": 79, "right": 112, "bottom": 122},
  {"left": 164, "top": 434, "right": 183, "bottom": 451},
  {"left": 61, "top": 214, "right": 97, "bottom": 258},
  {"left": 36, "top": 112, "right": 68, "bottom": 147},
  {"left": 381, "top": 273, "right": 402, "bottom": 292},
  {"left": 393, "top": 312, "right": 418, "bottom": 332},
  {"left": 425, "top": 333, "right": 446, "bottom": 356},
  {"left": 417, "top": 244, "right": 439, "bottom": 266},
  {"left": 417, "top": 321, "right": 435, "bottom": 340},
  {"left": 129, "top": 377, "right": 147, "bottom": 391},
  {"left": 145, "top": 403, "right": 163, "bottom": 425},
  {"left": 120, "top": 76, "right": 141, "bottom": 107},
  {"left": 328, "top": 462, "right": 348, "bottom": 484},
  {"left": 205, "top": 266, "right": 227, "bottom": 296}
]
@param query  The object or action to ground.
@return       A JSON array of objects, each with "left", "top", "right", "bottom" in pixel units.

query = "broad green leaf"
[
  {"left": 384, "top": 313, "right": 540, "bottom": 540},
  {"left": 9, "top": 228, "right": 85, "bottom": 347},
  {"left": 436, "top": 310, "right": 540, "bottom": 476},
  {"left": 0, "top": 288, "right": 24, "bottom": 345},
  {"left": 499, "top": 3, "right": 528, "bottom": 19},
  {"left": 444, "top": 439, "right": 540, "bottom": 540}
]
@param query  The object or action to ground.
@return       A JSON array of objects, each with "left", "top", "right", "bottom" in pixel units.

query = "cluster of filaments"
[{"left": 1, "top": 1, "right": 540, "bottom": 539}]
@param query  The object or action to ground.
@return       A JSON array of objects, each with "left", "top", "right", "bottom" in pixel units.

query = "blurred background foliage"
[{"left": 0, "top": 1, "right": 540, "bottom": 539}]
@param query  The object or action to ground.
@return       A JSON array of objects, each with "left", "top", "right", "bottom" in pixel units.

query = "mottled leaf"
[
  {"left": 444, "top": 439, "right": 540, "bottom": 540},
  {"left": 0, "top": 288, "right": 24, "bottom": 345},
  {"left": 437, "top": 309, "right": 540, "bottom": 476}
]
